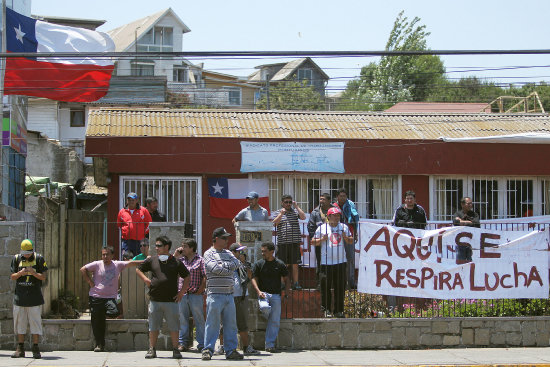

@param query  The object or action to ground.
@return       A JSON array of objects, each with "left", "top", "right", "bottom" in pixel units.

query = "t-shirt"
[
  {"left": 252, "top": 258, "right": 288, "bottom": 294},
  {"left": 138, "top": 255, "right": 189, "bottom": 302},
  {"left": 85, "top": 260, "right": 128, "bottom": 299},
  {"left": 11, "top": 254, "right": 48, "bottom": 307},
  {"left": 235, "top": 206, "right": 269, "bottom": 222},
  {"left": 272, "top": 208, "right": 301, "bottom": 245},
  {"left": 314, "top": 223, "right": 350, "bottom": 265}
]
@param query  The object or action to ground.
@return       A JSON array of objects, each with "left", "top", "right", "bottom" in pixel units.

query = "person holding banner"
[
  {"left": 311, "top": 207, "right": 354, "bottom": 318},
  {"left": 392, "top": 190, "right": 427, "bottom": 230}
]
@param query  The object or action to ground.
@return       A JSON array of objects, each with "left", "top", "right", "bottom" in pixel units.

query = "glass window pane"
[
  {"left": 471, "top": 179, "right": 499, "bottom": 220},
  {"left": 507, "top": 179, "right": 533, "bottom": 218}
]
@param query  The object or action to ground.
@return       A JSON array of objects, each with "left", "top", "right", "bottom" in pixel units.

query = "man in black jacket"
[
  {"left": 392, "top": 190, "right": 427, "bottom": 230},
  {"left": 146, "top": 197, "right": 167, "bottom": 222},
  {"left": 307, "top": 193, "right": 334, "bottom": 270}
]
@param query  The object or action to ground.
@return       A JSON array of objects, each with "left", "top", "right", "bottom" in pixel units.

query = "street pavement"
[{"left": 1, "top": 347, "right": 550, "bottom": 367}]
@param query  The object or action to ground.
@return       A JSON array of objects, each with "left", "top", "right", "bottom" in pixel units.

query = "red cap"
[{"left": 327, "top": 207, "right": 342, "bottom": 216}]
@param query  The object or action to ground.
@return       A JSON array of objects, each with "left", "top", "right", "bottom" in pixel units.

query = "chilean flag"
[
  {"left": 208, "top": 178, "right": 269, "bottom": 219},
  {"left": 4, "top": 7, "right": 115, "bottom": 102}
]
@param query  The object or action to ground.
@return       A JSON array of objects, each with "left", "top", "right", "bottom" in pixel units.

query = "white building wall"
[{"left": 27, "top": 99, "right": 59, "bottom": 140}]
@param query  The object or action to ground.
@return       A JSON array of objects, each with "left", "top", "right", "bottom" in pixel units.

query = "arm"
[
  {"left": 294, "top": 202, "right": 306, "bottom": 220},
  {"left": 27, "top": 267, "right": 46, "bottom": 281},
  {"left": 307, "top": 211, "right": 318, "bottom": 239},
  {"left": 143, "top": 208, "right": 152, "bottom": 235},
  {"left": 196, "top": 277, "right": 206, "bottom": 295},
  {"left": 310, "top": 225, "right": 327, "bottom": 246},
  {"left": 251, "top": 277, "right": 265, "bottom": 299},
  {"left": 204, "top": 251, "right": 239, "bottom": 276},
  {"left": 174, "top": 276, "right": 190, "bottom": 302},
  {"left": 125, "top": 260, "right": 144, "bottom": 267},
  {"left": 272, "top": 209, "right": 285, "bottom": 226},
  {"left": 80, "top": 265, "right": 94, "bottom": 288},
  {"left": 135, "top": 268, "right": 151, "bottom": 287},
  {"left": 282, "top": 275, "right": 291, "bottom": 298},
  {"left": 343, "top": 225, "right": 354, "bottom": 244}
]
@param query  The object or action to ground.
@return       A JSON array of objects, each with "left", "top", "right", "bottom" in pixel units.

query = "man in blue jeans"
[
  {"left": 251, "top": 242, "right": 290, "bottom": 353},
  {"left": 202, "top": 227, "right": 244, "bottom": 361}
]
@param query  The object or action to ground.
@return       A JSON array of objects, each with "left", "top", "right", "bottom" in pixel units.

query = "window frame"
[
  {"left": 222, "top": 86, "right": 242, "bottom": 106},
  {"left": 69, "top": 109, "right": 85, "bottom": 127}
]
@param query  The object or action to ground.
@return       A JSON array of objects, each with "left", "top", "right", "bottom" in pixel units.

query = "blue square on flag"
[
  {"left": 208, "top": 178, "right": 229, "bottom": 198},
  {"left": 6, "top": 8, "right": 38, "bottom": 57}
]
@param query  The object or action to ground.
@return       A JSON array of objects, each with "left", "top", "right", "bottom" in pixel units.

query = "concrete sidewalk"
[{"left": 1, "top": 347, "right": 550, "bottom": 367}]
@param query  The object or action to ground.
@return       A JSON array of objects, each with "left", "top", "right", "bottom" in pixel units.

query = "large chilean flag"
[
  {"left": 208, "top": 178, "right": 270, "bottom": 219},
  {"left": 4, "top": 7, "right": 115, "bottom": 102}
]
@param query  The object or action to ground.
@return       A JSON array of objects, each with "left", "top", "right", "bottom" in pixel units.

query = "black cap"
[{"left": 212, "top": 227, "right": 232, "bottom": 240}]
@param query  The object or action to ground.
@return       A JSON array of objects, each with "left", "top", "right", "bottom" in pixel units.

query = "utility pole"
[{"left": 266, "top": 73, "right": 270, "bottom": 110}]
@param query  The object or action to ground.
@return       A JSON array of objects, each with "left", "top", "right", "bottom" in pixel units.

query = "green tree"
[
  {"left": 340, "top": 11, "right": 446, "bottom": 111},
  {"left": 256, "top": 80, "right": 324, "bottom": 110}
]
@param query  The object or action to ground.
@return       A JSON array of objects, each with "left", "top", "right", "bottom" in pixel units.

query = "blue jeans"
[
  {"left": 178, "top": 294, "right": 205, "bottom": 349},
  {"left": 204, "top": 293, "right": 238, "bottom": 357},
  {"left": 258, "top": 293, "right": 281, "bottom": 349}
]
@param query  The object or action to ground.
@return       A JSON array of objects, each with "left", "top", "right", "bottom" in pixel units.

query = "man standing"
[
  {"left": 136, "top": 236, "right": 190, "bottom": 359},
  {"left": 145, "top": 196, "right": 167, "bottom": 222},
  {"left": 10, "top": 239, "right": 47, "bottom": 359},
  {"left": 118, "top": 192, "right": 152, "bottom": 258},
  {"left": 453, "top": 196, "right": 480, "bottom": 263},
  {"left": 333, "top": 188, "right": 360, "bottom": 289},
  {"left": 392, "top": 190, "right": 427, "bottom": 230},
  {"left": 173, "top": 238, "right": 206, "bottom": 352},
  {"left": 307, "top": 193, "right": 334, "bottom": 271},
  {"left": 202, "top": 228, "right": 244, "bottom": 361},
  {"left": 311, "top": 207, "right": 353, "bottom": 318},
  {"left": 233, "top": 191, "right": 269, "bottom": 224},
  {"left": 272, "top": 195, "right": 306, "bottom": 290},
  {"left": 81, "top": 246, "right": 141, "bottom": 352},
  {"left": 251, "top": 242, "right": 290, "bottom": 353}
]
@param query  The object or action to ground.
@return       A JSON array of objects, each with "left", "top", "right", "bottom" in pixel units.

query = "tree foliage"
[{"left": 256, "top": 80, "right": 325, "bottom": 110}]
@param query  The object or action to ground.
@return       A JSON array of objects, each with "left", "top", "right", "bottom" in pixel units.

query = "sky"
[{"left": 27, "top": 0, "right": 550, "bottom": 96}]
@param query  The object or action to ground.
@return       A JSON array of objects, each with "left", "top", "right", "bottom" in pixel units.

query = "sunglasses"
[
  {"left": 283, "top": 201, "right": 292, "bottom": 204},
  {"left": 154, "top": 244, "right": 165, "bottom": 248}
]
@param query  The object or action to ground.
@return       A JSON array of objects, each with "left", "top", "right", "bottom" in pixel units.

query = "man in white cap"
[
  {"left": 233, "top": 191, "right": 269, "bottom": 224},
  {"left": 10, "top": 239, "right": 48, "bottom": 359}
]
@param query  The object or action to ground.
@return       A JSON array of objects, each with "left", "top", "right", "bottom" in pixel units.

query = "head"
[
  {"left": 337, "top": 188, "right": 348, "bottom": 205},
  {"left": 155, "top": 236, "right": 172, "bottom": 256},
  {"left": 126, "top": 192, "right": 139, "bottom": 209},
  {"left": 20, "top": 239, "right": 34, "bottom": 260},
  {"left": 260, "top": 242, "right": 276, "bottom": 260},
  {"left": 145, "top": 197, "right": 158, "bottom": 212},
  {"left": 281, "top": 194, "right": 293, "bottom": 209},
  {"left": 404, "top": 190, "right": 416, "bottom": 209},
  {"left": 319, "top": 193, "right": 331, "bottom": 209},
  {"left": 246, "top": 191, "right": 259, "bottom": 208},
  {"left": 180, "top": 237, "right": 197, "bottom": 257},
  {"left": 461, "top": 196, "right": 473, "bottom": 211},
  {"left": 229, "top": 242, "right": 247, "bottom": 262},
  {"left": 139, "top": 239, "right": 149, "bottom": 256},
  {"left": 327, "top": 207, "right": 342, "bottom": 225},
  {"left": 212, "top": 227, "right": 232, "bottom": 250},
  {"left": 101, "top": 246, "right": 115, "bottom": 264}
]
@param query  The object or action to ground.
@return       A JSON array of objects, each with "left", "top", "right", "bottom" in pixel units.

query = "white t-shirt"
[{"left": 314, "top": 222, "right": 350, "bottom": 265}]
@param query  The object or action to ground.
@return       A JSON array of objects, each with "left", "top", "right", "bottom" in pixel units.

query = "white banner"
[{"left": 358, "top": 223, "right": 549, "bottom": 299}]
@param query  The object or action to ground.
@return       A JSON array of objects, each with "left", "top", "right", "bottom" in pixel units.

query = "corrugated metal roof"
[
  {"left": 86, "top": 108, "right": 550, "bottom": 140},
  {"left": 385, "top": 102, "right": 491, "bottom": 113}
]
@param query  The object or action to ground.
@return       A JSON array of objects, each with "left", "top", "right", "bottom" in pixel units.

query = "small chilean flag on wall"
[
  {"left": 4, "top": 7, "right": 115, "bottom": 102},
  {"left": 208, "top": 178, "right": 270, "bottom": 219}
]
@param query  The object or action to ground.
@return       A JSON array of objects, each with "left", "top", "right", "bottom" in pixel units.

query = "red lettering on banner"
[
  {"left": 406, "top": 269, "right": 420, "bottom": 287},
  {"left": 485, "top": 273, "right": 499, "bottom": 291},
  {"left": 420, "top": 267, "right": 434, "bottom": 288},
  {"left": 439, "top": 272, "right": 452, "bottom": 290},
  {"left": 469, "top": 263, "right": 485, "bottom": 291},
  {"left": 452, "top": 273, "right": 464, "bottom": 290},
  {"left": 374, "top": 259, "right": 396, "bottom": 287},
  {"left": 480, "top": 233, "right": 501, "bottom": 258},
  {"left": 416, "top": 236, "right": 432, "bottom": 260},
  {"left": 527, "top": 266, "right": 543, "bottom": 287},
  {"left": 393, "top": 229, "right": 415, "bottom": 260},
  {"left": 364, "top": 226, "right": 392, "bottom": 255},
  {"left": 513, "top": 262, "right": 527, "bottom": 287},
  {"left": 437, "top": 230, "right": 446, "bottom": 263},
  {"left": 395, "top": 269, "right": 407, "bottom": 288},
  {"left": 500, "top": 274, "right": 513, "bottom": 288}
]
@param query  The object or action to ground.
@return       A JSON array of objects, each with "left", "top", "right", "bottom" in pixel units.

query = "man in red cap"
[{"left": 310, "top": 207, "right": 353, "bottom": 318}]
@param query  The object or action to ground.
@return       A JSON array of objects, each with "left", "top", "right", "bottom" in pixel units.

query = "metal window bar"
[
  {"left": 433, "top": 178, "right": 464, "bottom": 221},
  {"left": 471, "top": 178, "right": 499, "bottom": 220},
  {"left": 506, "top": 179, "right": 533, "bottom": 218}
]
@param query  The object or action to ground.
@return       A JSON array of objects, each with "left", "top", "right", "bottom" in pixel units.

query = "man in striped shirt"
[{"left": 201, "top": 227, "right": 243, "bottom": 361}]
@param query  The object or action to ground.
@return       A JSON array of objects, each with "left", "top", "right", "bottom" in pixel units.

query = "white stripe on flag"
[{"left": 227, "top": 179, "right": 269, "bottom": 199}]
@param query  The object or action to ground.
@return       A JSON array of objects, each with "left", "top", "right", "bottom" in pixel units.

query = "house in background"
[
  {"left": 248, "top": 57, "right": 330, "bottom": 97},
  {"left": 198, "top": 70, "right": 261, "bottom": 109}
]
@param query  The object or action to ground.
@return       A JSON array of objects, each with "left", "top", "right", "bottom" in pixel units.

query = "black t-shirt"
[
  {"left": 138, "top": 255, "right": 189, "bottom": 302},
  {"left": 10, "top": 254, "right": 48, "bottom": 307},
  {"left": 252, "top": 258, "right": 289, "bottom": 294}
]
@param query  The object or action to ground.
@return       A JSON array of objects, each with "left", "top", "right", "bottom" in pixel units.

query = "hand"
[
  {"left": 280, "top": 208, "right": 286, "bottom": 215},
  {"left": 144, "top": 279, "right": 152, "bottom": 287},
  {"left": 292, "top": 201, "right": 297, "bottom": 209},
  {"left": 258, "top": 291, "right": 266, "bottom": 299},
  {"left": 321, "top": 234, "right": 329, "bottom": 241},
  {"left": 174, "top": 292, "right": 184, "bottom": 303},
  {"left": 88, "top": 280, "right": 95, "bottom": 288},
  {"left": 25, "top": 266, "right": 35, "bottom": 275}
]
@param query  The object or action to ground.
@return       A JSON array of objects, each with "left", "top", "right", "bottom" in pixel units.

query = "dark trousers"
[
  {"left": 89, "top": 296, "right": 117, "bottom": 347},
  {"left": 319, "top": 263, "right": 346, "bottom": 313}
]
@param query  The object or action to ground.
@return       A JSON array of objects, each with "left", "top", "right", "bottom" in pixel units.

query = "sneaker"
[
  {"left": 11, "top": 345, "right": 24, "bottom": 358},
  {"left": 265, "top": 347, "right": 280, "bottom": 353},
  {"left": 215, "top": 344, "right": 224, "bottom": 355},
  {"left": 32, "top": 345, "right": 41, "bottom": 359},
  {"left": 177, "top": 344, "right": 188, "bottom": 352},
  {"left": 201, "top": 349, "right": 212, "bottom": 361},
  {"left": 335, "top": 312, "right": 345, "bottom": 318},
  {"left": 292, "top": 282, "right": 302, "bottom": 290},
  {"left": 244, "top": 345, "right": 260, "bottom": 355},
  {"left": 226, "top": 350, "right": 244, "bottom": 360},
  {"left": 145, "top": 347, "right": 157, "bottom": 359},
  {"left": 172, "top": 348, "right": 183, "bottom": 359},
  {"left": 93, "top": 345, "right": 105, "bottom": 352}
]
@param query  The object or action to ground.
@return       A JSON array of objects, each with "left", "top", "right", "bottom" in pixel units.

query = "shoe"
[
  {"left": 201, "top": 349, "right": 212, "bottom": 361},
  {"left": 324, "top": 310, "right": 333, "bottom": 318},
  {"left": 244, "top": 345, "right": 260, "bottom": 355},
  {"left": 145, "top": 347, "right": 156, "bottom": 359},
  {"left": 215, "top": 344, "right": 224, "bottom": 355},
  {"left": 226, "top": 350, "right": 244, "bottom": 360},
  {"left": 335, "top": 312, "right": 345, "bottom": 318},
  {"left": 172, "top": 348, "right": 183, "bottom": 359},
  {"left": 265, "top": 347, "right": 280, "bottom": 353},
  {"left": 11, "top": 345, "right": 24, "bottom": 358},
  {"left": 292, "top": 282, "right": 302, "bottom": 290},
  {"left": 177, "top": 344, "right": 188, "bottom": 352},
  {"left": 32, "top": 345, "right": 41, "bottom": 359}
]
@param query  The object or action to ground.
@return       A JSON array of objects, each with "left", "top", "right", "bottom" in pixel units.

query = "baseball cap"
[
  {"left": 246, "top": 191, "right": 259, "bottom": 199},
  {"left": 212, "top": 227, "right": 232, "bottom": 240},
  {"left": 327, "top": 207, "right": 342, "bottom": 216},
  {"left": 127, "top": 192, "right": 138, "bottom": 200},
  {"left": 229, "top": 243, "right": 247, "bottom": 252},
  {"left": 20, "top": 239, "right": 34, "bottom": 255}
]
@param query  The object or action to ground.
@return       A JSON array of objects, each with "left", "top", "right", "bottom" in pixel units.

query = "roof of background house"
[
  {"left": 107, "top": 8, "right": 190, "bottom": 52},
  {"left": 86, "top": 108, "right": 550, "bottom": 141},
  {"left": 385, "top": 102, "right": 491, "bottom": 113},
  {"left": 248, "top": 58, "right": 330, "bottom": 83},
  {"left": 32, "top": 15, "right": 106, "bottom": 30}
]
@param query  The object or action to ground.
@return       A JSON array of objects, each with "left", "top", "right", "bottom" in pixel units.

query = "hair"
[
  {"left": 182, "top": 237, "right": 197, "bottom": 252},
  {"left": 103, "top": 246, "right": 115, "bottom": 254},
  {"left": 337, "top": 188, "right": 348, "bottom": 195},
  {"left": 261, "top": 242, "right": 276, "bottom": 252},
  {"left": 320, "top": 192, "right": 331, "bottom": 201},
  {"left": 405, "top": 190, "right": 416, "bottom": 198},
  {"left": 281, "top": 194, "right": 292, "bottom": 202},
  {"left": 145, "top": 197, "right": 158, "bottom": 206},
  {"left": 156, "top": 236, "right": 172, "bottom": 250},
  {"left": 461, "top": 196, "right": 472, "bottom": 205}
]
